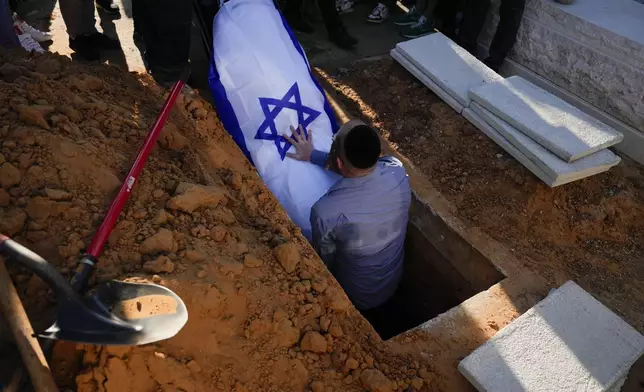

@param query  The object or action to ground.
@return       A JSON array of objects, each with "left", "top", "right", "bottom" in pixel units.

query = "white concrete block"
[
  {"left": 469, "top": 76, "right": 624, "bottom": 162},
  {"left": 395, "top": 33, "right": 502, "bottom": 107},
  {"left": 470, "top": 102, "right": 621, "bottom": 182},
  {"left": 459, "top": 281, "right": 644, "bottom": 392},
  {"left": 462, "top": 108, "right": 561, "bottom": 187},
  {"left": 390, "top": 48, "right": 464, "bottom": 114},
  {"left": 503, "top": 59, "right": 644, "bottom": 167}
]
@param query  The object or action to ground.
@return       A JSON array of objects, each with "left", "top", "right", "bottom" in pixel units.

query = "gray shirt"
[{"left": 309, "top": 151, "right": 411, "bottom": 310}]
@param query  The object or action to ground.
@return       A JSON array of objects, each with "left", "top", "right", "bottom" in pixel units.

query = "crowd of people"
[{"left": 284, "top": 0, "right": 527, "bottom": 71}]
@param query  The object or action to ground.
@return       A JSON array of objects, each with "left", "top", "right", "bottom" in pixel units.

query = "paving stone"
[
  {"left": 463, "top": 108, "right": 560, "bottom": 187},
  {"left": 470, "top": 102, "right": 621, "bottom": 183},
  {"left": 459, "top": 281, "right": 644, "bottom": 392},
  {"left": 390, "top": 48, "right": 463, "bottom": 114},
  {"left": 396, "top": 33, "right": 502, "bottom": 107},
  {"left": 469, "top": 76, "right": 624, "bottom": 162}
]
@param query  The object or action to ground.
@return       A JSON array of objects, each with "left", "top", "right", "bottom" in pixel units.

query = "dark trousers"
[
  {"left": 285, "top": 0, "right": 345, "bottom": 35},
  {"left": 433, "top": 0, "right": 463, "bottom": 39},
  {"left": 458, "top": 0, "right": 525, "bottom": 70},
  {"left": 133, "top": 0, "right": 193, "bottom": 86}
]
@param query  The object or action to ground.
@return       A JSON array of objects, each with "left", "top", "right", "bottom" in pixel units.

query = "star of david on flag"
[{"left": 255, "top": 82, "right": 321, "bottom": 160}]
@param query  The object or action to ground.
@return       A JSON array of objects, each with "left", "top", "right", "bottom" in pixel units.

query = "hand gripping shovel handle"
[{"left": 71, "top": 71, "right": 190, "bottom": 293}]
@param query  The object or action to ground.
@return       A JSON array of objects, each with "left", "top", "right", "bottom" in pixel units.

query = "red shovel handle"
[{"left": 72, "top": 73, "right": 189, "bottom": 292}]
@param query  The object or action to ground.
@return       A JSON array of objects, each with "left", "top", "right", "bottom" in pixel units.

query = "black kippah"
[{"left": 343, "top": 125, "right": 381, "bottom": 169}]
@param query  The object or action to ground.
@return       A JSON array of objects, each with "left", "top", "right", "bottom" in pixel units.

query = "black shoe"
[
  {"left": 69, "top": 35, "right": 100, "bottom": 61},
  {"left": 95, "top": 0, "right": 121, "bottom": 16},
  {"left": 329, "top": 29, "right": 357, "bottom": 50},
  {"left": 88, "top": 32, "right": 120, "bottom": 50}
]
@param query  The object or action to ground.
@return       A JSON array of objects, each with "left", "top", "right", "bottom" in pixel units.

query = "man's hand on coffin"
[{"left": 284, "top": 125, "right": 314, "bottom": 162}]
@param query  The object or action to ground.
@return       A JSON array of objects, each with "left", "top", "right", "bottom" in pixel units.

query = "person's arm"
[
  {"left": 309, "top": 150, "right": 329, "bottom": 168},
  {"left": 284, "top": 125, "right": 331, "bottom": 167},
  {"left": 310, "top": 206, "right": 337, "bottom": 269}
]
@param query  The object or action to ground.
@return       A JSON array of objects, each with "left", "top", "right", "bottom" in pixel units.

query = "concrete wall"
[{"left": 479, "top": 0, "right": 644, "bottom": 165}]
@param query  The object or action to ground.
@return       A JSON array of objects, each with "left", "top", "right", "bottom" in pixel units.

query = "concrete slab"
[
  {"left": 469, "top": 76, "right": 624, "bottom": 162},
  {"left": 395, "top": 33, "right": 502, "bottom": 107},
  {"left": 459, "top": 281, "right": 644, "bottom": 392},
  {"left": 502, "top": 59, "right": 644, "bottom": 167},
  {"left": 390, "top": 48, "right": 464, "bottom": 114},
  {"left": 470, "top": 102, "right": 621, "bottom": 183},
  {"left": 462, "top": 108, "right": 561, "bottom": 187}
]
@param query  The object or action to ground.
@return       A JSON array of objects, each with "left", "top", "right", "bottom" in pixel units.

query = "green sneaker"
[
  {"left": 393, "top": 6, "right": 421, "bottom": 26},
  {"left": 401, "top": 16, "right": 434, "bottom": 38}
]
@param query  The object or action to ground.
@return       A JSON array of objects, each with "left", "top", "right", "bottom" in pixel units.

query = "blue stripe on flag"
[
  {"left": 208, "top": 51, "right": 255, "bottom": 165},
  {"left": 277, "top": 11, "right": 340, "bottom": 134}
]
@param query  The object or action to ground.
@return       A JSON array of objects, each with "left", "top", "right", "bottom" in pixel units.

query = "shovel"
[{"left": 0, "top": 72, "right": 190, "bottom": 346}]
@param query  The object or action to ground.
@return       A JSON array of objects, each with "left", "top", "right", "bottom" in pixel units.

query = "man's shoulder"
[{"left": 379, "top": 156, "right": 405, "bottom": 169}]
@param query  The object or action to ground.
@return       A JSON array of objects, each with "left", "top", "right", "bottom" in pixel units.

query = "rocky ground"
[{"left": 0, "top": 48, "right": 432, "bottom": 392}]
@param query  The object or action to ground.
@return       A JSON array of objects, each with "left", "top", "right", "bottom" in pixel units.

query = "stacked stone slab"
[
  {"left": 391, "top": 33, "right": 623, "bottom": 187},
  {"left": 459, "top": 281, "right": 644, "bottom": 392}
]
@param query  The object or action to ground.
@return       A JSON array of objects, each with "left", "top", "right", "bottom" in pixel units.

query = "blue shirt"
[{"left": 309, "top": 151, "right": 411, "bottom": 310}]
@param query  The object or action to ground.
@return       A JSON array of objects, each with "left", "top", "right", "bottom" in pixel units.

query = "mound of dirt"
[{"left": 0, "top": 48, "right": 432, "bottom": 391}]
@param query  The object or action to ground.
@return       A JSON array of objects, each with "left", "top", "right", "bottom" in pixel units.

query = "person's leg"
[
  {"left": 283, "top": 0, "right": 314, "bottom": 33},
  {"left": 433, "top": 0, "right": 463, "bottom": 39},
  {"left": 485, "top": 0, "right": 525, "bottom": 71},
  {"left": 58, "top": 0, "right": 97, "bottom": 38},
  {"left": 141, "top": 0, "right": 193, "bottom": 86},
  {"left": 0, "top": 0, "right": 19, "bottom": 48},
  {"left": 457, "top": 0, "right": 490, "bottom": 56},
  {"left": 317, "top": 0, "right": 356, "bottom": 49}
]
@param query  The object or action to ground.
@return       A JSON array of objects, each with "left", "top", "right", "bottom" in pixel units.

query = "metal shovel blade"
[{"left": 40, "top": 280, "right": 188, "bottom": 346}]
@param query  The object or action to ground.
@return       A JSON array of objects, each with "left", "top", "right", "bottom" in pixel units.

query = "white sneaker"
[
  {"left": 13, "top": 13, "right": 52, "bottom": 43},
  {"left": 367, "top": 3, "right": 389, "bottom": 23},
  {"left": 17, "top": 33, "right": 45, "bottom": 53},
  {"left": 336, "top": 0, "right": 355, "bottom": 14}
]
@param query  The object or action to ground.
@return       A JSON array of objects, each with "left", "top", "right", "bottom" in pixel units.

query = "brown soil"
[
  {"left": 0, "top": 48, "right": 434, "bottom": 392},
  {"left": 317, "top": 58, "right": 644, "bottom": 333}
]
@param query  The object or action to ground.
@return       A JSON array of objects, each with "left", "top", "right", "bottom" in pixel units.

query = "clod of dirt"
[
  {"left": 345, "top": 357, "right": 359, "bottom": 371},
  {"left": 16, "top": 104, "right": 54, "bottom": 129},
  {"left": 411, "top": 377, "right": 424, "bottom": 390},
  {"left": 166, "top": 182, "right": 227, "bottom": 213},
  {"left": 0, "top": 63, "right": 22, "bottom": 82},
  {"left": 300, "top": 331, "right": 327, "bottom": 353},
  {"left": 153, "top": 209, "right": 173, "bottom": 225},
  {"left": 220, "top": 261, "right": 244, "bottom": 276},
  {"left": 25, "top": 197, "right": 53, "bottom": 220},
  {"left": 0, "top": 163, "right": 21, "bottom": 188},
  {"left": 158, "top": 123, "right": 188, "bottom": 151},
  {"left": 0, "top": 208, "right": 26, "bottom": 236},
  {"left": 328, "top": 321, "right": 343, "bottom": 338},
  {"left": 310, "top": 381, "right": 325, "bottom": 392},
  {"left": 243, "top": 254, "right": 264, "bottom": 268},
  {"left": 143, "top": 255, "right": 175, "bottom": 274},
  {"left": 140, "top": 228, "right": 177, "bottom": 254},
  {"left": 0, "top": 189, "right": 9, "bottom": 206},
  {"left": 184, "top": 250, "right": 205, "bottom": 262},
  {"left": 311, "top": 277, "right": 328, "bottom": 293},
  {"left": 45, "top": 188, "right": 72, "bottom": 201},
  {"left": 274, "top": 242, "right": 300, "bottom": 273},
  {"left": 210, "top": 225, "right": 227, "bottom": 242},
  {"left": 360, "top": 369, "right": 393, "bottom": 392}
]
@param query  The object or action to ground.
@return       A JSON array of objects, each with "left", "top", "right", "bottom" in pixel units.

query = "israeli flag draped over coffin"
[{"left": 208, "top": 0, "right": 340, "bottom": 239}]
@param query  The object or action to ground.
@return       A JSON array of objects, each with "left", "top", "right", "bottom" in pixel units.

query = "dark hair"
[{"left": 343, "top": 125, "right": 381, "bottom": 169}]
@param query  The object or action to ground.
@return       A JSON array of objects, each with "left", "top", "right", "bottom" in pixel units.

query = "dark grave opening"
[{"left": 360, "top": 199, "right": 505, "bottom": 340}]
